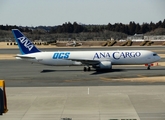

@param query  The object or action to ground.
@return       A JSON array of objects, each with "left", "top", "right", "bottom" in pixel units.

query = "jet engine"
[{"left": 93, "top": 61, "right": 112, "bottom": 69}]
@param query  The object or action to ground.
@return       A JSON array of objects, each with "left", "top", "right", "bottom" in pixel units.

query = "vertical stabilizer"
[{"left": 12, "top": 29, "right": 40, "bottom": 54}]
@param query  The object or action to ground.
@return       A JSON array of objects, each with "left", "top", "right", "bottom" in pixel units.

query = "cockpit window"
[{"left": 153, "top": 53, "right": 157, "bottom": 56}]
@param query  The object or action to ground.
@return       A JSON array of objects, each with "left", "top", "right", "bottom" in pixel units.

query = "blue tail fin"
[{"left": 12, "top": 29, "right": 40, "bottom": 54}]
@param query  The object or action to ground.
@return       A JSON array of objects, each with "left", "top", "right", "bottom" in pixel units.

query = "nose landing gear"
[{"left": 147, "top": 64, "right": 151, "bottom": 70}]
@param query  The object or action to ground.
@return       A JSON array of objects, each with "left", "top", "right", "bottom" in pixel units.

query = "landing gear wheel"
[
  {"left": 83, "top": 66, "right": 91, "bottom": 72},
  {"left": 84, "top": 67, "right": 87, "bottom": 72},
  {"left": 87, "top": 67, "right": 91, "bottom": 71}
]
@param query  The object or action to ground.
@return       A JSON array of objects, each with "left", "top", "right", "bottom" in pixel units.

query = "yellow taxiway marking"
[{"left": 100, "top": 76, "right": 165, "bottom": 83}]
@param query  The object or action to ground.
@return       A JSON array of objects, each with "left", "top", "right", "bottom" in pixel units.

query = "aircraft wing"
[{"left": 68, "top": 58, "right": 100, "bottom": 65}]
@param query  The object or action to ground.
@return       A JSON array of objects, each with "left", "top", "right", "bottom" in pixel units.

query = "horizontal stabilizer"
[{"left": 15, "top": 55, "right": 36, "bottom": 59}]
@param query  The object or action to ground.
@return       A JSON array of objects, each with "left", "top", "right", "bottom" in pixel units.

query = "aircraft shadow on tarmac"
[
  {"left": 40, "top": 68, "right": 126, "bottom": 74},
  {"left": 40, "top": 69, "right": 84, "bottom": 73},
  {"left": 91, "top": 69, "right": 126, "bottom": 75},
  {"left": 41, "top": 69, "right": 56, "bottom": 73},
  {"left": 40, "top": 67, "right": 165, "bottom": 75}
]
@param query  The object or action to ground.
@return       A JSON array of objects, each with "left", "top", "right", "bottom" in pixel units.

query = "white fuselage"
[{"left": 16, "top": 50, "right": 161, "bottom": 66}]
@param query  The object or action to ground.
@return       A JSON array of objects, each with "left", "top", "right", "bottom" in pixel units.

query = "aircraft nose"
[{"left": 158, "top": 55, "right": 161, "bottom": 61}]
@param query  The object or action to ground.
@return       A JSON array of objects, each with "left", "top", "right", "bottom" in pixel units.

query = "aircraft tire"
[
  {"left": 83, "top": 67, "right": 87, "bottom": 72},
  {"left": 87, "top": 67, "right": 91, "bottom": 71}
]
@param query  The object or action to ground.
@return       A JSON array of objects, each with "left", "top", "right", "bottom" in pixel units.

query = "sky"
[{"left": 0, "top": 0, "right": 165, "bottom": 26}]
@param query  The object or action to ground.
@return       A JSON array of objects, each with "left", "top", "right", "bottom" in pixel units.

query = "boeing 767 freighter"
[{"left": 12, "top": 29, "right": 160, "bottom": 71}]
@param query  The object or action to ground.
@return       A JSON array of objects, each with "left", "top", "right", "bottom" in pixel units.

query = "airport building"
[
  {"left": 144, "top": 35, "right": 165, "bottom": 41},
  {"left": 127, "top": 34, "right": 165, "bottom": 41},
  {"left": 127, "top": 34, "right": 144, "bottom": 41}
]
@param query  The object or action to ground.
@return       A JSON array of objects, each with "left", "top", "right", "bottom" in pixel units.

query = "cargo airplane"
[{"left": 12, "top": 29, "right": 160, "bottom": 71}]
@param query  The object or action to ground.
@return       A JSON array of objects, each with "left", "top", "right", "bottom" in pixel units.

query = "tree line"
[
  {"left": 0, "top": 20, "right": 165, "bottom": 42},
  {"left": 0, "top": 19, "right": 165, "bottom": 35}
]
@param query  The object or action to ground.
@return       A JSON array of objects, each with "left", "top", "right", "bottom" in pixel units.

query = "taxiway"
[{"left": 0, "top": 46, "right": 165, "bottom": 120}]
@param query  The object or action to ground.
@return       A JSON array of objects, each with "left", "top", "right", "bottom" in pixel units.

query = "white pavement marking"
[{"left": 88, "top": 87, "right": 89, "bottom": 95}]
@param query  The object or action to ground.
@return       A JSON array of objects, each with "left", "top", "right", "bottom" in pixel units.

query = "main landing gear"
[
  {"left": 147, "top": 64, "right": 151, "bottom": 70},
  {"left": 83, "top": 66, "right": 91, "bottom": 72}
]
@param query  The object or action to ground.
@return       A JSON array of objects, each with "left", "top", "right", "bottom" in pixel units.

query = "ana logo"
[
  {"left": 93, "top": 52, "right": 111, "bottom": 59},
  {"left": 93, "top": 52, "right": 141, "bottom": 60},
  {"left": 18, "top": 37, "right": 34, "bottom": 51},
  {"left": 53, "top": 52, "right": 70, "bottom": 59}
]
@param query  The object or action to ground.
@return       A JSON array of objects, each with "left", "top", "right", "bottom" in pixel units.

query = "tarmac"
[
  {"left": 2, "top": 86, "right": 165, "bottom": 120},
  {"left": 0, "top": 46, "right": 165, "bottom": 120}
]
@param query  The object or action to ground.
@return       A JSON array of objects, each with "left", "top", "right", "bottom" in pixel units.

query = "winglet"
[{"left": 12, "top": 29, "right": 40, "bottom": 54}]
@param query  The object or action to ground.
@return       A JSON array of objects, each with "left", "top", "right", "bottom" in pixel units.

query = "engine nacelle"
[{"left": 93, "top": 61, "right": 112, "bottom": 69}]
